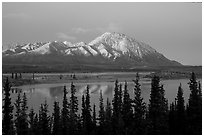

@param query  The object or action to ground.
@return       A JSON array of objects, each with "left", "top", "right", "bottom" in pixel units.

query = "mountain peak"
[{"left": 2, "top": 32, "right": 181, "bottom": 66}]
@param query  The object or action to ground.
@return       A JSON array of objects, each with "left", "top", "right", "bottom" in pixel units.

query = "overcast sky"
[{"left": 2, "top": 2, "right": 202, "bottom": 65}]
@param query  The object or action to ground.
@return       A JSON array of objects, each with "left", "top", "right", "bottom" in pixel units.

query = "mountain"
[{"left": 2, "top": 32, "right": 181, "bottom": 72}]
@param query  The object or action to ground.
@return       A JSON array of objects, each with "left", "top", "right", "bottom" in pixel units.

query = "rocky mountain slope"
[{"left": 3, "top": 32, "right": 181, "bottom": 70}]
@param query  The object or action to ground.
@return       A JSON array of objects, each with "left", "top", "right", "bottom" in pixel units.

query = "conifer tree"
[
  {"left": 39, "top": 101, "right": 50, "bottom": 135},
  {"left": 148, "top": 75, "right": 168, "bottom": 134},
  {"left": 99, "top": 90, "right": 105, "bottom": 126},
  {"left": 92, "top": 104, "right": 97, "bottom": 128},
  {"left": 105, "top": 98, "right": 112, "bottom": 134},
  {"left": 198, "top": 81, "right": 202, "bottom": 98},
  {"left": 52, "top": 101, "right": 61, "bottom": 135},
  {"left": 81, "top": 94, "right": 86, "bottom": 133},
  {"left": 28, "top": 108, "right": 35, "bottom": 134},
  {"left": 122, "top": 81, "right": 133, "bottom": 134},
  {"left": 33, "top": 114, "right": 39, "bottom": 134},
  {"left": 132, "top": 73, "right": 146, "bottom": 134},
  {"left": 92, "top": 104, "right": 97, "bottom": 134},
  {"left": 61, "top": 86, "right": 69, "bottom": 134},
  {"left": 175, "top": 83, "right": 186, "bottom": 134},
  {"left": 118, "top": 84, "right": 123, "bottom": 113},
  {"left": 14, "top": 91, "right": 22, "bottom": 135},
  {"left": 112, "top": 80, "right": 120, "bottom": 133},
  {"left": 85, "top": 85, "right": 92, "bottom": 134},
  {"left": 2, "top": 77, "right": 14, "bottom": 135},
  {"left": 98, "top": 90, "right": 105, "bottom": 133},
  {"left": 169, "top": 102, "right": 176, "bottom": 134},
  {"left": 69, "top": 82, "right": 79, "bottom": 134},
  {"left": 187, "top": 72, "right": 202, "bottom": 134},
  {"left": 20, "top": 92, "right": 29, "bottom": 134}
]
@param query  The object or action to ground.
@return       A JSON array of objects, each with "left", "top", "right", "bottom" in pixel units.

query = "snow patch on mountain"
[{"left": 30, "top": 42, "right": 51, "bottom": 54}]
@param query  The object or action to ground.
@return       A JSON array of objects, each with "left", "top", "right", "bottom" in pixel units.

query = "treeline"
[{"left": 2, "top": 72, "right": 202, "bottom": 135}]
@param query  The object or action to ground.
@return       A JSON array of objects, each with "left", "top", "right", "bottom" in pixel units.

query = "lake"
[{"left": 7, "top": 77, "right": 201, "bottom": 114}]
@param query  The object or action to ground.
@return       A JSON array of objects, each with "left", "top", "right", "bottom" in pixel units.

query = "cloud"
[
  {"left": 71, "top": 23, "right": 122, "bottom": 35},
  {"left": 3, "top": 13, "right": 32, "bottom": 21},
  {"left": 96, "top": 23, "right": 122, "bottom": 33},
  {"left": 56, "top": 32, "right": 77, "bottom": 41},
  {"left": 72, "top": 28, "right": 91, "bottom": 34}
]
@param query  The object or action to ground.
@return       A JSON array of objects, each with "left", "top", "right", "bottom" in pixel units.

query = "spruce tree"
[
  {"left": 169, "top": 102, "right": 176, "bottom": 134},
  {"left": 33, "top": 114, "right": 39, "bottom": 134},
  {"left": 112, "top": 80, "right": 120, "bottom": 133},
  {"left": 85, "top": 85, "right": 92, "bottom": 134},
  {"left": 28, "top": 108, "right": 35, "bottom": 134},
  {"left": 61, "top": 86, "right": 69, "bottom": 134},
  {"left": 39, "top": 101, "right": 50, "bottom": 135},
  {"left": 105, "top": 98, "right": 112, "bottom": 134},
  {"left": 2, "top": 77, "right": 14, "bottom": 135},
  {"left": 14, "top": 91, "right": 22, "bottom": 135},
  {"left": 69, "top": 82, "right": 79, "bottom": 134},
  {"left": 21, "top": 92, "right": 29, "bottom": 134},
  {"left": 92, "top": 104, "right": 97, "bottom": 128},
  {"left": 175, "top": 83, "right": 186, "bottom": 134},
  {"left": 81, "top": 94, "right": 86, "bottom": 133},
  {"left": 52, "top": 101, "right": 61, "bottom": 135},
  {"left": 187, "top": 72, "right": 202, "bottom": 134},
  {"left": 118, "top": 84, "right": 123, "bottom": 113},
  {"left": 122, "top": 81, "right": 133, "bottom": 134},
  {"left": 132, "top": 73, "right": 146, "bottom": 134},
  {"left": 148, "top": 75, "right": 168, "bottom": 134},
  {"left": 98, "top": 90, "right": 105, "bottom": 133},
  {"left": 92, "top": 104, "right": 97, "bottom": 134}
]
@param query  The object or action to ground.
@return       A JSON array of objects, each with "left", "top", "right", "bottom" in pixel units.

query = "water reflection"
[{"left": 9, "top": 79, "right": 201, "bottom": 114}]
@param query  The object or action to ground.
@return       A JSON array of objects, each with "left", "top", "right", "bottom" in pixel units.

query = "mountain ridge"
[{"left": 3, "top": 32, "right": 182, "bottom": 69}]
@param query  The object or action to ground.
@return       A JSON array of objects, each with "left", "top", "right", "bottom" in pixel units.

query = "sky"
[{"left": 2, "top": 2, "right": 202, "bottom": 65}]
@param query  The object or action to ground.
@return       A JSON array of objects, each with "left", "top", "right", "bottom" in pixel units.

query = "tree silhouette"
[
  {"left": 20, "top": 93, "right": 29, "bottom": 134},
  {"left": 148, "top": 75, "right": 168, "bottom": 134},
  {"left": 85, "top": 85, "right": 92, "bottom": 134},
  {"left": 69, "top": 82, "right": 79, "bottom": 134},
  {"left": 61, "top": 86, "right": 70, "bottom": 134},
  {"left": 92, "top": 104, "right": 97, "bottom": 129},
  {"left": 175, "top": 83, "right": 186, "bottom": 134},
  {"left": 39, "top": 101, "right": 50, "bottom": 135},
  {"left": 132, "top": 73, "right": 146, "bottom": 134},
  {"left": 122, "top": 81, "right": 133, "bottom": 134},
  {"left": 169, "top": 102, "right": 176, "bottom": 134},
  {"left": 52, "top": 101, "right": 61, "bottom": 135},
  {"left": 81, "top": 94, "right": 86, "bottom": 133},
  {"left": 118, "top": 84, "right": 123, "bottom": 113},
  {"left": 187, "top": 72, "right": 202, "bottom": 134},
  {"left": 112, "top": 80, "right": 121, "bottom": 133},
  {"left": 33, "top": 114, "right": 39, "bottom": 134},
  {"left": 98, "top": 90, "right": 105, "bottom": 134},
  {"left": 104, "top": 98, "right": 112, "bottom": 134},
  {"left": 2, "top": 77, "right": 14, "bottom": 135},
  {"left": 14, "top": 91, "right": 22, "bottom": 134},
  {"left": 2, "top": 74, "right": 202, "bottom": 135},
  {"left": 28, "top": 108, "right": 36, "bottom": 134}
]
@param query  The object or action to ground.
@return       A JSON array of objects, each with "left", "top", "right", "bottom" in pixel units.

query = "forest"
[{"left": 2, "top": 72, "right": 202, "bottom": 135}]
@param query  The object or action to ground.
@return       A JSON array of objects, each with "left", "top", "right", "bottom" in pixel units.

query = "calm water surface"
[{"left": 9, "top": 79, "right": 201, "bottom": 114}]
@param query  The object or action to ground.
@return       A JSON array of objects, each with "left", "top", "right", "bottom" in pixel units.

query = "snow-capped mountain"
[{"left": 2, "top": 32, "right": 181, "bottom": 67}]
